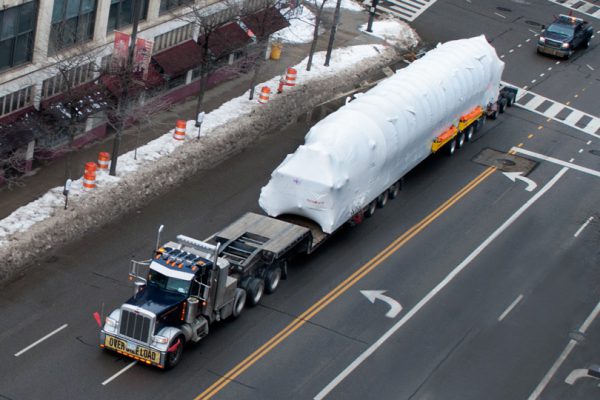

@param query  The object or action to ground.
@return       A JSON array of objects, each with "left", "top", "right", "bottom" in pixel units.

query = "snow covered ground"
[{"left": 0, "top": 15, "right": 419, "bottom": 280}]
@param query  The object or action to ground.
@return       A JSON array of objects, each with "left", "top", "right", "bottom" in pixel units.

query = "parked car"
[{"left": 537, "top": 14, "right": 593, "bottom": 59}]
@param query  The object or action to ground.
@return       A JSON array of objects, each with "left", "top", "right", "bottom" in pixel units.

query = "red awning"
[
  {"left": 242, "top": 7, "right": 290, "bottom": 39},
  {"left": 199, "top": 22, "right": 253, "bottom": 59},
  {"left": 152, "top": 40, "right": 203, "bottom": 77}
]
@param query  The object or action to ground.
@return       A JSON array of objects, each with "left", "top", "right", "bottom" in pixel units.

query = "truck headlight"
[
  {"left": 153, "top": 335, "right": 168, "bottom": 344},
  {"left": 538, "top": 37, "right": 546, "bottom": 44},
  {"left": 105, "top": 317, "right": 117, "bottom": 327},
  {"left": 561, "top": 42, "right": 570, "bottom": 49}
]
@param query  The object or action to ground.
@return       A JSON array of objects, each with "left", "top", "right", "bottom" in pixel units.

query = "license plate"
[{"left": 104, "top": 336, "right": 161, "bottom": 364}]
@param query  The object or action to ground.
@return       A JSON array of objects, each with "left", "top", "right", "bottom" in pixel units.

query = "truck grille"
[
  {"left": 119, "top": 309, "right": 152, "bottom": 343},
  {"left": 545, "top": 39, "right": 562, "bottom": 49}
]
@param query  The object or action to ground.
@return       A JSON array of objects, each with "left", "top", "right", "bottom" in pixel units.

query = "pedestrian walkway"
[
  {"left": 547, "top": 0, "right": 600, "bottom": 20},
  {"left": 377, "top": 0, "right": 438, "bottom": 22},
  {"left": 507, "top": 82, "right": 600, "bottom": 139},
  {"left": 0, "top": 7, "right": 384, "bottom": 221}
]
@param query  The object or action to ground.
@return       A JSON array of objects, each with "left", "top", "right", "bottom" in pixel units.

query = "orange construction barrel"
[
  {"left": 97, "top": 152, "right": 110, "bottom": 172},
  {"left": 173, "top": 120, "right": 186, "bottom": 141},
  {"left": 285, "top": 67, "right": 297, "bottom": 86},
  {"left": 258, "top": 87, "right": 271, "bottom": 104}
]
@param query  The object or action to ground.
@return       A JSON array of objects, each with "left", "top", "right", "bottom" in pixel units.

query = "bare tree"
[
  {"left": 239, "top": 0, "right": 294, "bottom": 100},
  {"left": 35, "top": 23, "right": 107, "bottom": 181},
  {"left": 178, "top": 0, "right": 245, "bottom": 126},
  {"left": 306, "top": 0, "right": 330, "bottom": 71}
]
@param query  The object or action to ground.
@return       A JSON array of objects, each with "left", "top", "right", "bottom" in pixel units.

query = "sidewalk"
[{"left": 0, "top": 7, "right": 384, "bottom": 221}]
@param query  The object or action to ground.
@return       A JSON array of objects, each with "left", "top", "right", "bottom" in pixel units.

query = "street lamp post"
[{"left": 366, "top": 0, "right": 379, "bottom": 33}]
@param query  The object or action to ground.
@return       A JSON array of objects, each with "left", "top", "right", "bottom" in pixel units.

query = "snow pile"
[
  {"left": 0, "top": 21, "right": 419, "bottom": 283},
  {"left": 324, "top": 0, "right": 364, "bottom": 11},
  {"left": 360, "top": 18, "right": 420, "bottom": 48}
]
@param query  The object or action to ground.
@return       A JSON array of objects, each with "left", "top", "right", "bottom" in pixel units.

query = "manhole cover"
[
  {"left": 525, "top": 20, "right": 543, "bottom": 27},
  {"left": 472, "top": 148, "right": 538, "bottom": 173},
  {"left": 497, "top": 6, "right": 512, "bottom": 12},
  {"left": 498, "top": 159, "right": 516, "bottom": 166}
]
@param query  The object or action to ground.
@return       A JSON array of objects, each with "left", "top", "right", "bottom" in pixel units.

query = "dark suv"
[{"left": 537, "top": 14, "right": 593, "bottom": 59}]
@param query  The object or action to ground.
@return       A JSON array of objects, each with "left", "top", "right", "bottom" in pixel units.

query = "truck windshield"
[
  {"left": 547, "top": 24, "right": 574, "bottom": 37},
  {"left": 148, "top": 270, "right": 191, "bottom": 295}
]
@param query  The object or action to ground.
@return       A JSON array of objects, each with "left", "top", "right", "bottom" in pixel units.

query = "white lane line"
[
  {"left": 509, "top": 49, "right": 515, "bottom": 53},
  {"left": 587, "top": 64, "right": 595, "bottom": 71},
  {"left": 587, "top": 140, "right": 592, "bottom": 145},
  {"left": 518, "top": 44, "right": 522, "bottom": 48},
  {"left": 569, "top": 158, "right": 575, "bottom": 163},
  {"left": 14, "top": 324, "right": 68, "bottom": 357},
  {"left": 531, "top": 79, "right": 537, "bottom": 84},
  {"left": 526, "top": 39, "right": 531, "bottom": 42},
  {"left": 548, "top": 67, "right": 552, "bottom": 71},
  {"left": 578, "top": 149, "right": 584, "bottom": 153},
  {"left": 495, "top": 12, "right": 506, "bottom": 18},
  {"left": 498, "top": 294, "right": 524, "bottom": 322},
  {"left": 529, "top": 29, "right": 538, "bottom": 35},
  {"left": 314, "top": 168, "right": 568, "bottom": 400},
  {"left": 527, "top": 299, "right": 600, "bottom": 400},
  {"left": 540, "top": 73, "right": 545, "bottom": 77},
  {"left": 102, "top": 361, "right": 138, "bottom": 386},
  {"left": 574, "top": 217, "right": 594, "bottom": 238},
  {"left": 512, "top": 148, "right": 600, "bottom": 178}
]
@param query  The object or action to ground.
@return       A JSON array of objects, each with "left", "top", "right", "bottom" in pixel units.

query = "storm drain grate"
[{"left": 472, "top": 148, "right": 538, "bottom": 174}]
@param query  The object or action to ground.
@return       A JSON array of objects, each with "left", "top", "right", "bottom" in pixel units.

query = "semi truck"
[{"left": 99, "top": 36, "right": 517, "bottom": 369}]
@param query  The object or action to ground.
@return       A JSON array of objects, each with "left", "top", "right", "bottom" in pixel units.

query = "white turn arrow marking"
[
  {"left": 503, "top": 171, "right": 538, "bottom": 192},
  {"left": 360, "top": 290, "right": 402, "bottom": 318}
]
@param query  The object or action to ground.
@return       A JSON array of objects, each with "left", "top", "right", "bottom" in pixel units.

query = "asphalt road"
[{"left": 1, "top": 1, "right": 600, "bottom": 399}]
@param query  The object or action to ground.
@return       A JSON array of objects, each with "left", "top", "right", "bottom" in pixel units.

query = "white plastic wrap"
[{"left": 259, "top": 36, "right": 504, "bottom": 234}]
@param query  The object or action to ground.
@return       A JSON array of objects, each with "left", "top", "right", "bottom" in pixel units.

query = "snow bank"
[{"left": 0, "top": 21, "right": 419, "bottom": 283}]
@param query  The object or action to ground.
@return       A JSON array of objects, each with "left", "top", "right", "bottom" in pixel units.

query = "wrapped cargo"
[{"left": 259, "top": 35, "right": 505, "bottom": 234}]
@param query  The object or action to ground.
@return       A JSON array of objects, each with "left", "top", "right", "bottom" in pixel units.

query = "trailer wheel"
[
  {"left": 475, "top": 116, "right": 485, "bottom": 131},
  {"left": 506, "top": 93, "right": 515, "bottom": 107},
  {"left": 247, "top": 278, "right": 264, "bottom": 306},
  {"left": 489, "top": 109, "right": 498, "bottom": 120},
  {"left": 232, "top": 288, "right": 246, "bottom": 318},
  {"left": 465, "top": 126, "right": 474, "bottom": 142},
  {"left": 388, "top": 182, "right": 400, "bottom": 199},
  {"left": 499, "top": 98, "right": 507, "bottom": 114},
  {"left": 456, "top": 131, "right": 465, "bottom": 148},
  {"left": 165, "top": 336, "right": 184, "bottom": 370},
  {"left": 265, "top": 266, "right": 282, "bottom": 294},
  {"left": 364, "top": 200, "right": 377, "bottom": 218},
  {"left": 446, "top": 138, "right": 457, "bottom": 156},
  {"left": 376, "top": 190, "right": 389, "bottom": 208}
]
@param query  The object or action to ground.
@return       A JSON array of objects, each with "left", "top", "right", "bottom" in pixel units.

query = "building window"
[
  {"left": 107, "top": 0, "right": 149, "bottom": 33},
  {"left": 50, "top": 0, "right": 97, "bottom": 53},
  {"left": 0, "top": 86, "right": 34, "bottom": 117},
  {"left": 153, "top": 24, "right": 193, "bottom": 53},
  {"left": 159, "top": 0, "right": 193, "bottom": 15},
  {"left": 41, "top": 62, "right": 96, "bottom": 99},
  {"left": 0, "top": 2, "right": 36, "bottom": 71}
]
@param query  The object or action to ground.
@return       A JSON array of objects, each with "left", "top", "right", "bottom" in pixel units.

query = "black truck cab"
[{"left": 537, "top": 14, "right": 593, "bottom": 58}]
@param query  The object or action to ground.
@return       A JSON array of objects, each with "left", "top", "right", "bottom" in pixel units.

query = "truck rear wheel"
[
  {"left": 165, "top": 336, "right": 184, "bottom": 370},
  {"left": 247, "top": 278, "right": 264, "bottom": 306},
  {"left": 232, "top": 288, "right": 246, "bottom": 318},
  {"left": 265, "top": 266, "right": 282, "bottom": 294},
  {"left": 364, "top": 200, "right": 377, "bottom": 218}
]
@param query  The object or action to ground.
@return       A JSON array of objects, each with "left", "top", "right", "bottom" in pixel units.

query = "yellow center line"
[{"left": 195, "top": 166, "right": 497, "bottom": 400}]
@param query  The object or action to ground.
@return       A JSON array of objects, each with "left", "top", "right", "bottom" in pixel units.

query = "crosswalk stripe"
[
  {"left": 503, "top": 81, "right": 600, "bottom": 139},
  {"left": 376, "top": 0, "right": 437, "bottom": 22},
  {"left": 547, "top": 0, "right": 600, "bottom": 20}
]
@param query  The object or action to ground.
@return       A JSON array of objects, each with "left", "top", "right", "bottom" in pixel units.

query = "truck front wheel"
[
  {"left": 265, "top": 267, "right": 282, "bottom": 294},
  {"left": 165, "top": 336, "right": 184, "bottom": 370},
  {"left": 232, "top": 288, "right": 246, "bottom": 318}
]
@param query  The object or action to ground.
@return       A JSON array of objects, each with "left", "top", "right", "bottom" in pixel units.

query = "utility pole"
[
  {"left": 366, "top": 0, "right": 379, "bottom": 33},
  {"left": 110, "top": 0, "right": 142, "bottom": 176},
  {"left": 324, "top": 0, "right": 342, "bottom": 66}
]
